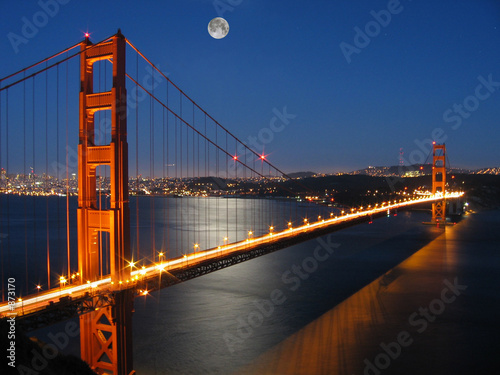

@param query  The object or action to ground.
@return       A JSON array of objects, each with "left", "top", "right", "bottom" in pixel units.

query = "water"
[
  {"left": 129, "top": 209, "right": 444, "bottom": 374},
  {"left": 3, "top": 196, "right": 499, "bottom": 374},
  {"left": 130, "top": 209, "right": 500, "bottom": 374},
  {"left": 0, "top": 195, "right": 333, "bottom": 295}
]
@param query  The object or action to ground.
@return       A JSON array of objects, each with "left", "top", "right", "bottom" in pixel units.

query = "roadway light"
[
  {"left": 59, "top": 276, "right": 67, "bottom": 291},
  {"left": 223, "top": 237, "right": 228, "bottom": 246},
  {"left": 194, "top": 243, "right": 199, "bottom": 253}
]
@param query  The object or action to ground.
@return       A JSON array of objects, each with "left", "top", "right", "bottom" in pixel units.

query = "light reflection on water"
[
  {"left": 132, "top": 209, "right": 466, "bottom": 374},
  {"left": 21, "top": 199, "right": 499, "bottom": 374},
  {"left": 0, "top": 195, "right": 333, "bottom": 294}
]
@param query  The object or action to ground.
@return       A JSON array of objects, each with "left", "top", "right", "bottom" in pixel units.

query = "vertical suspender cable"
[
  {"left": 98, "top": 61, "right": 103, "bottom": 278},
  {"left": 204, "top": 115, "right": 208, "bottom": 249},
  {"left": 175, "top": 115, "right": 178, "bottom": 258},
  {"left": 135, "top": 53, "right": 140, "bottom": 262},
  {"left": 225, "top": 132, "right": 228, "bottom": 242},
  {"left": 253, "top": 154, "right": 256, "bottom": 236},
  {"left": 104, "top": 59, "right": 108, "bottom": 275},
  {"left": 162, "top": 105, "right": 166, "bottom": 258},
  {"left": 32, "top": 77, "right": 38, "bottom": 287},
  {"left": 45, "top": 64, "right": 51, "bottom": 290},
  {"left": 150, "top": 68, "right": 155, "bottom": 261},
  {"left": 166, "top": 81, "right": 170, "bottom": 259},
  {"left": 179, "top": 94, "right": 183, "bottom": 254},
  {"left": 56, "top": 64, "right": 62, "bottom": 278},
  {"left": 65, "top": 54, "right": 70, "bottom": 280},
  {"left": 6, "top": 91, "right": 10, "bottom": 286},
  {"left": 215, "top": 124, "right": 219, "bottom": 247},
  {"left": 194, "top": 103, "right": 197, "bottom": 249},
  {"left": 24, "top": 74, "right": 29, "bottom": 295},
  {"left": 186, "top": 101, "right": 190, "bottom": 251}
]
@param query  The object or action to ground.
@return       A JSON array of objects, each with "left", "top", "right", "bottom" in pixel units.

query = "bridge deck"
[{"left": 0, "top": 193, "right": 463, "bottom": 331}]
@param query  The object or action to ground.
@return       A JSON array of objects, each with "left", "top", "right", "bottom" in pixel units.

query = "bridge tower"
[
  {"left": 77, "top": 31, "right": 134, "bottom": 375},
  {"left": 431, "top": 143, "right": 446, "bottom": 224}
]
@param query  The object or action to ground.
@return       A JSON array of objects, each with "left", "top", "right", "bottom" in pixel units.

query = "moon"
[{"left": 208, "top": 17, "right": 229, "bottom": 39}]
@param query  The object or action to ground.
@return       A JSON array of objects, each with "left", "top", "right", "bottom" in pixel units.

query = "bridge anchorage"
[{"left": 0, "top": 29, "right": 464, "bottom": 375}]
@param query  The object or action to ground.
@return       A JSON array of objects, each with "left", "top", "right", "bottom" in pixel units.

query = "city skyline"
[{"left": 1, "top": 1, "right": 499, "bottom": 174}]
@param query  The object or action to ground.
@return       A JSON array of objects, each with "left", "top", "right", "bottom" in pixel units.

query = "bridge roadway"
[{"left": 0, "top": 193, "right": 463, "bottom": 329}]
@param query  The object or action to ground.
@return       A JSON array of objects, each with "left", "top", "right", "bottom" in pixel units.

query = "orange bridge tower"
[
  {"left": 431, "top": 143, "right": 446, "bottom": 224},
  {"left": 77, "top": 30, "right": 134, "bottom": 375}
]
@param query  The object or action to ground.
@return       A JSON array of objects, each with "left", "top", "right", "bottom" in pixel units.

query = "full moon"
[{"left": 208, "top": 17, "right": 229, "bottom": 39}]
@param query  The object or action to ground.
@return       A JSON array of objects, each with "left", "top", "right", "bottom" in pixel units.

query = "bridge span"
[{"left": 1, "top": 192, "right": 463, "bottom": 330}]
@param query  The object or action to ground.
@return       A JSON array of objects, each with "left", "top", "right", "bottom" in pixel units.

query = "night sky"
[{"left": 1, "top": 0, "right": 499, "bottom": 173}]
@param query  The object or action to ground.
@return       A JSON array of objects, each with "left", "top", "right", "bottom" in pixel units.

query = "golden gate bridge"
[{"left": 0, "top": 31, "right": 463, "bottom": 374}]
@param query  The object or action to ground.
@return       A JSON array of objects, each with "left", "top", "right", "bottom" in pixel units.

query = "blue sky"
[{"left": 1, "top": 0, "right": 499, "bottom": 173}]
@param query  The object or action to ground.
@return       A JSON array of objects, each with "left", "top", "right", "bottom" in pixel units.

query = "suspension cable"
[
  {"left": 0, "top": 42, "right": 80, "bottom": 84},
  {"left": 124, "top": 38, "right": 297, "bottom": 182},
  {"left": 0, "top": 34, "right": 116, "bottom": 92}
]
